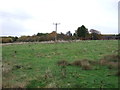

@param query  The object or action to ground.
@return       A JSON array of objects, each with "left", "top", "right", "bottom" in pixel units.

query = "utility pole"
[{"left": 53, "top": 23, "right": 60, "bottom": 42}]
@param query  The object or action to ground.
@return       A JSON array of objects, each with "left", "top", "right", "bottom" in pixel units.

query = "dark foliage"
[{"left": 76, "top": 25, "right": 89, "bottom": 40}]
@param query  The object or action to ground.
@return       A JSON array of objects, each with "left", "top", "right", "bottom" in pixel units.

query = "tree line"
[{"left": 1, "top": 25, "right": 119, "bottom": 43}]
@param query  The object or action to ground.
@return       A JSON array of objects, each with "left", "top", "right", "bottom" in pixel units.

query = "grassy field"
[{"left": 2, "top": 40, "right": 119, "bottom": 88}]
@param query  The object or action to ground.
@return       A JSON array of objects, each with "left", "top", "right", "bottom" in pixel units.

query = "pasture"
[{"left": 2, "top": 40, "right": 119, "bottom": 88}]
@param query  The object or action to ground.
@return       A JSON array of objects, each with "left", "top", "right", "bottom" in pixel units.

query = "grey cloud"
[
  {"left": 2, "top": 20, "right": 25, "bottom": 32},
  {"left": 0, "top": 10, "right": 32, "bottom": 20},
  {"left": 1, "top": 20, "right": 28, "bottom": 36},
  {"left": 0, "top": 10, "right": 32, "bottom": 36}
]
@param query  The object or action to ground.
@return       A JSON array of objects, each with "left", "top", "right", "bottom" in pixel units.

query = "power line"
[{"left": 53, "top": 23, "right": 60, "bottom": 42}]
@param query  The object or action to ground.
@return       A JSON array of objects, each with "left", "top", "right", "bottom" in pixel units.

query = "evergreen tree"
[{"left": 76, "top": 25, "right": 89, "bottom": 39}]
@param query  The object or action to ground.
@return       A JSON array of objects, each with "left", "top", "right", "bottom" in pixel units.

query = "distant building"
[
  {"left": 101, "top": 34, "right": 118, "bottom": 40},
  {"left": 90, "top": 29, "right": 101, "bottom": 34},
  {"left": 66, "top": 31, "right": 72, "bottom": 36}
]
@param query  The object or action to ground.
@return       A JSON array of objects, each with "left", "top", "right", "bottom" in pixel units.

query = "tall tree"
[
  {"left": 90, "top": 29, "right": 101, "bottom": 40},
  {"left": 76, "top": 25, "right": 89, "bottom": 39},
  {"left": 36, "top": 33, "right": 48, "bottom": 36},
  {"left": 91, "top": 33, "right": 101, "bottom": 40}
]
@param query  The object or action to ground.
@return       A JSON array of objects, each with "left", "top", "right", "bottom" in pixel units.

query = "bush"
[{"left": 2, "top": 38, "right": 13, "bottom": 43}]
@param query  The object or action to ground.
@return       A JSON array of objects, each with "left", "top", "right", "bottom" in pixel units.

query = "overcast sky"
[{"left": 0, "top": 0, "right": 119, "bottom": 37}]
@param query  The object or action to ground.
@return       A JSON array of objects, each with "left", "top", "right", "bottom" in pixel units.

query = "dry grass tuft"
[
  {"left": 107, "top": 62, "right": 118, "bottom": 69},
  {"left": 116, "top": 70, "right": 120, "bottom": 76},
  {"left": 89, "top": 60, "right": 99, "bottom": 65},
  {"left": 72, "top": 60, "right": 82, "bottom": 66},
  {"left": 102, "top": 54, "right": 119, "bottom": 62},
  {"left": 99, "top": 54, "right": 119, "bottom": 69},
  {"left": 2, "top": 63, "right": 13, "bottom": 75},
  {"left": 72, "top": 59, "right": 92, "bottom": 70},
  {"left": 81, "top": 64, "right": 92, "bottom": 70},
  {"left": 57, "top": 60, "right": 70, "bottom": 66},
  {"left": 80, "top": 59, "right": 92, "bottom": 70}
]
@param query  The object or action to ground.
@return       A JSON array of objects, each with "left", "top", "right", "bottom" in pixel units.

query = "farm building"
[{"left": 101, "top": 34, "right": 120, "bottom": 40}]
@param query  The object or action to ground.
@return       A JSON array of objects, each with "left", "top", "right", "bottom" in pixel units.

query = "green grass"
[{"left": 2, "top": 40, "right": 119, "bottom": 88}]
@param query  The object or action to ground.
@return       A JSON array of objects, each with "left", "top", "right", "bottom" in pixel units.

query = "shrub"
[{"left": 2, "top": 38, "right": 13, "bottom": 43}]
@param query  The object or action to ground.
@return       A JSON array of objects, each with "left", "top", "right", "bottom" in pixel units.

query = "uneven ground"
[{"left": 2, "top": 40, "right": 119, "bottom": 88}]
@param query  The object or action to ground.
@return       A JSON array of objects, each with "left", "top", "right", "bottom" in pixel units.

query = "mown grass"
[{"left": 2, "top": 40, "right": 119, "bottom": 88}]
